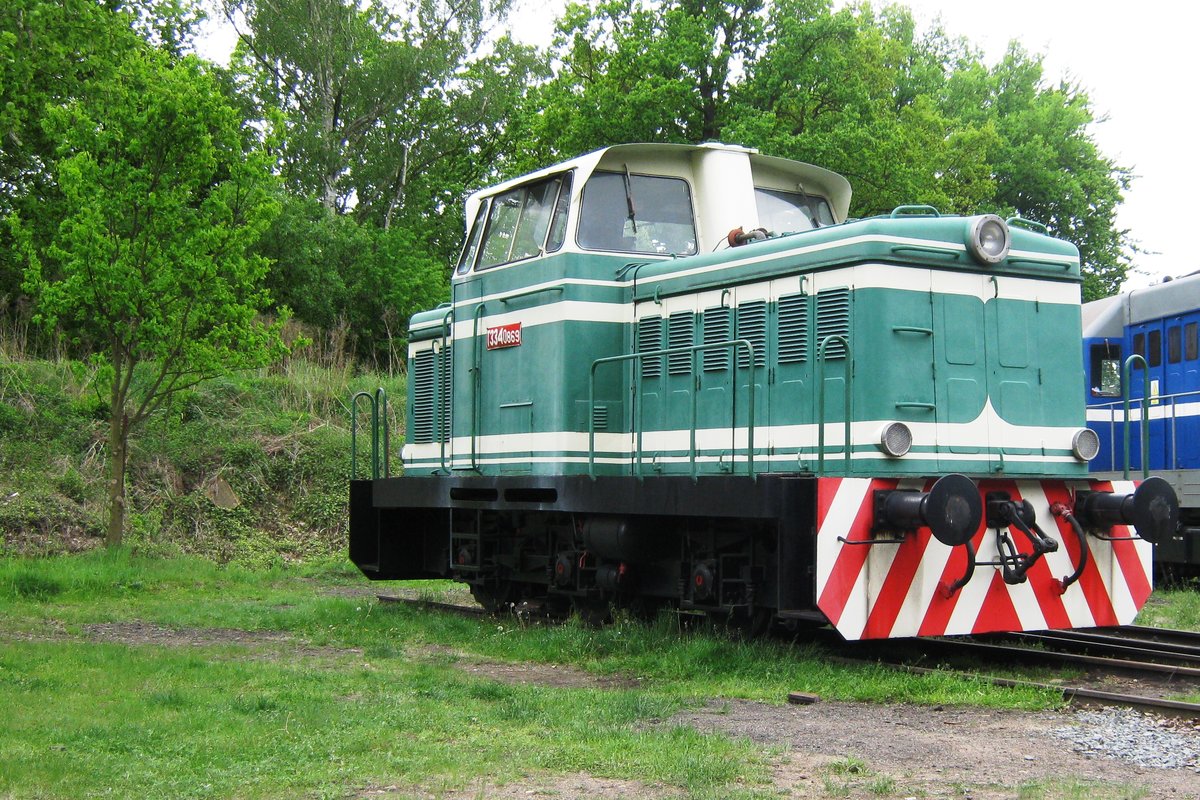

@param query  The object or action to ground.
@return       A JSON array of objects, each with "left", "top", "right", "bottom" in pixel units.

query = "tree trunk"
[{"left": 106, "top": 405, "right": 129, "bottom": 547}]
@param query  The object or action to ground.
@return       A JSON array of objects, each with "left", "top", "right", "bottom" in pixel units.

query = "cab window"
[
  {"left": 456, "top": 202, "right": 489, "bottom": 275},
  {"left": 1089, "top": 342, "right": 1121, "bottom": 397},
  {"left": 755, "top": 187, "right": 835, "bottom": 232},
  {"left": 475, "top": 174, "right": 567, "bottom": 271},
  {"left": 578, "top": 172, "right": 696, "bottom": 256}
]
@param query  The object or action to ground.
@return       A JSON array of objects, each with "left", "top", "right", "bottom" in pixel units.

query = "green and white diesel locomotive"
[{"left": 350, "top": 142, "right": 1178, "bottom": 639}]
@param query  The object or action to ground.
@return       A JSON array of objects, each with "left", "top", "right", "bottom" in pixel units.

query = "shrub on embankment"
[{"left": 0, "top": 356, "right": 403, "bottom": 566}]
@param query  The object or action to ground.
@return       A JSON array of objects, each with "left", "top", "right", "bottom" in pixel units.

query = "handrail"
[
  {"left": 436, "top": 307, "right": 454, "bottom": 474},
  {"left": 350, "top": 387, "right": 388, "bottom": 480},
  {"left": 499, "top": 285, "right": 564, "bottom": 304},
  {"left": 468, "top": 303, "right": 486, "bottom": 471},
  {"left": 889, "top": 204, "right": 940, "bottom": 218},
  {"left": 1092, "top": 384, "right": 1197, "bottom": 472},
  {"left": 588, "top": 339, "right": 756, "bottom": 481},
  {"left": 1120, "top": 354, "right": 1150, "bottom": 480},
  {"left": 817, "top": 335, "right": 852, "bottom": 477}
]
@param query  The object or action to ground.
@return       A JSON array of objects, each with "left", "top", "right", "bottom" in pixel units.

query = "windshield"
[
  {"left": 755, "top": 187, "right": 835, "bottom": 233},
  {"left": 578, "top": 172, "right": 696, "bottom": 256}
]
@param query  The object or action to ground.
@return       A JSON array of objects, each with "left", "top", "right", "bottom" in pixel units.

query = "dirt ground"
[{"left": 672, "top": 699, "right": 1200, "bottom": 799}]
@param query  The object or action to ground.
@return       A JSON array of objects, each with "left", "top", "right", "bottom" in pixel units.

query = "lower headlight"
[
  {"left": 967, "top": 215, "right": 1010, "bottom": 265},
  {"left": 877, "top": 422, "right": 913, "bottom": 457},
  {"left": 1072, "top": 428, "right": 1101, "bottom": 462}
]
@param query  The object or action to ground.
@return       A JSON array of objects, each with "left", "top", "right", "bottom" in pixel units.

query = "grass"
[
  {"left": 0, "top": 551, "right": 1069, "bottom": 799},
  {"left": 1134, "top": 581, "right": 1200, "bottom": 630},
  {"left": 1016, "top": 778, "right": 1151, "bottom": 799}
]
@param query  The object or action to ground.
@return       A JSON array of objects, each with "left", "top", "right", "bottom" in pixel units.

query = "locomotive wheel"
[
  {"left": 469, "top": 581, "right": 519, "bottom": 614},
  {"left": 571, "top": 596, "right": 611, "bottom": 627},
  {"left": 625, "top": 595, "right": 668, "bottom": 623},
  {"left": 710, "top": 607, "right": 773, "bottom": 639}
]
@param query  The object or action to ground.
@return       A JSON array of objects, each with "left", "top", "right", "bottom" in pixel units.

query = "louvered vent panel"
[
  {"left": 638, "top": 316, "right": 663, "bottom": 378},
  {"left": 411, "top": 349, "right": 435, "bottom": 443},
  {"left": 592, "top": 405, "right": 608, "bottom": 431},
  {"left": 437, "top": 345, "right": 452, "bottom": 442},
  {"left": 778, "top": 294, "right": 809, "bottom": 364},
  {"left": 702, "top": 306, "right": 731, "bottom": 371},
  {"left": 736, "top": 301, "right": 768, "bottom": 369},
  {"left": 816, "top": 288, "right": 850, "bottom": 359},
  {"left": 667, "top": 311, "right": 695, "bottom": 375}
]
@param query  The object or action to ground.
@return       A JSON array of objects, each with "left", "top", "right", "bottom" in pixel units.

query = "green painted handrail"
[
  {"left": 588, "top": 339, "right": 756, "bottom": 481},
  {"left": 1121, "top": 353, "right": 1151, "bottom": 480},
  {"left": 1006, "top": 216, "right": 1048, "bottom": 235},
  {"left": 350, "top": 387, "right": 389, "bottom": 480},
  {"left": 889, "top": 204, "right": 940, "bottom": 218},
  {"left": 466, "top": 303, "right": 487, "bottom": 471},
  {"left": 817, "top": 335, "right": 852, "bottom": 477},
  {"left": 435, "top": 307, "right": 455, "bottom": 474}
]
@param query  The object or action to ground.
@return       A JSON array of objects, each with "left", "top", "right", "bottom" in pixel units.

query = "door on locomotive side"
[
  {"left": 1161, "top": 314, "right": 1198, "bottom": 470},
  {"left": 1129, "top": 319, "right": 1164, "bottom": 473},
  {"left": 934, "top": 275, "right": 992, "bottom": 474}
]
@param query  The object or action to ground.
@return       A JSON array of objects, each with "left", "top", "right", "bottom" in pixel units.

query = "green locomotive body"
[{"left": 351, "top": 143, "right": 1176, "bottom": 639}]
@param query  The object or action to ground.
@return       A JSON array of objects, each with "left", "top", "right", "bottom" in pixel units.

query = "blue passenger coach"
[{"left": 1083, "top": 272, "right": 1200, "bottom": 571}]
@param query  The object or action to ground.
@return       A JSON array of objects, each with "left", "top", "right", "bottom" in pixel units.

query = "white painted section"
[
  {"left": 692, "top": 147, "right": 759, "bottom": 253},
  {"left": 400, "top": 395, "right": 1083, "bottom": 468}
]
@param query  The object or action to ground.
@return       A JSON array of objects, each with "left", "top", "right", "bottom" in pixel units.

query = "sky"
[{"left": 199, "top": 0, "right": 1198, "bottom": 291}]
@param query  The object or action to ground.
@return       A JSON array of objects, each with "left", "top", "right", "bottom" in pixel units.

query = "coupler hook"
[{"left": 987, "top": 493, "right": 1057, "bottom": 585}]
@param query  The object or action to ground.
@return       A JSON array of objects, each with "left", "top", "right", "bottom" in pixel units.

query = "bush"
[{"left": 0, "top": 356, "right": 404, "bottom": 565}]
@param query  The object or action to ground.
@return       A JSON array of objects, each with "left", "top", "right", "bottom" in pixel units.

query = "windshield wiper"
[{"left": 623, "top": 164, "right": 638, "bottom": 233}]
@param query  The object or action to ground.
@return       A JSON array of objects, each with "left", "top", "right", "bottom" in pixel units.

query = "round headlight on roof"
[
  {"left": 967, "top": 215, "right": 1010, "bottom": 265},
  {"left": 1072, "top": 428, "right": 1101, "bottom": 462},
  {"left": 876, "top": 422, "right": 913, "bottom": 458}
]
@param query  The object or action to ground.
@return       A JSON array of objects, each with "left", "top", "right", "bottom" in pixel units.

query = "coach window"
[
  {"left": 578, "top": 171, "right": 697, "bottom": 256},
  {"left": 1187, "top": 322, "right": 1198, "bottom": 361},
  {"left": 1090, "top": 343, "right": 1122, "bottom": 397},
  {"left": 475, "top": 174, "right": 567, "bottom": 271},
  {"left": 1133, "top": 332, "right": 1145, "bottom": 368},
  {"left": 1168, "top": 325, "right": 1182, "bottom": 364},
  {"left": 1148, "top": 329, "right": 1162, "bottom": 368}
]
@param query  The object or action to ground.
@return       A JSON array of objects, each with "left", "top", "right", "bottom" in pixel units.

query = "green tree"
[
  {"left": 252, "top": 195, "right": 446, "bottom": 363},
  {"left": 15, "top": 48, "right": 288, "bottom": 546},
  {"left": 0, "top": 0, "right": 206, "bottom": 336},
  {"left": 224, "top": 0, "right": 515, "bottom": 215},
  {"left": 524, "top": 0, "right": 1132, "bottom": 297}
]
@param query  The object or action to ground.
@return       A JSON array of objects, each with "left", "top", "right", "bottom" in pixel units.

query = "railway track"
[{"left": 375, "top": 594, "right": 1200, "bottom": 718}]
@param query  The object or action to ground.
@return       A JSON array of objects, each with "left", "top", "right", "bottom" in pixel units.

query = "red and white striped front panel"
[{"left": 815, "top": 477, "right": 1153, "bottom": 640}]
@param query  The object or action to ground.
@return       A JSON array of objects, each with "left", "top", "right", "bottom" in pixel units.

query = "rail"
[
  {"left": 588, "top": 340, "right": 757, "bottom": 481},
  {"left": 816, "top": 335, "right": 853, "bottom": 477},
  {"left": 350, "top": 387, "right": 389, "bottom": 480}
]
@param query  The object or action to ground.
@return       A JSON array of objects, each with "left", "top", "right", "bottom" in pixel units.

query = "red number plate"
[{"left": 486, "top": 323, "right": 522, "bottom": 350}]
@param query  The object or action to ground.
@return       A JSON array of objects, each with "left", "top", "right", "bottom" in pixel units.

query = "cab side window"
[{"left": 1089, "top": 343, "right": 1121, "bottom": 397}]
